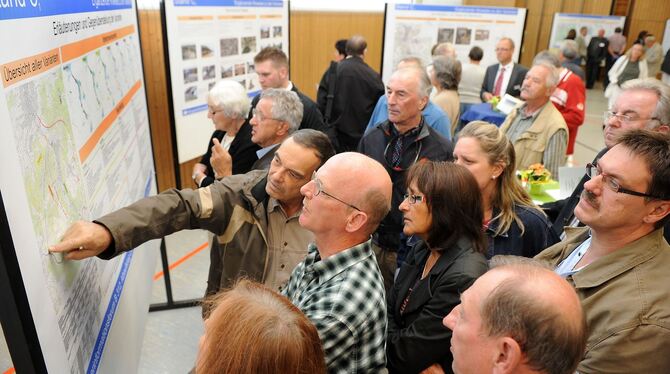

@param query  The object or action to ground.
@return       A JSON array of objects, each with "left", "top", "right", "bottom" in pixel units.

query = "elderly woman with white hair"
[{"left": 192, "top": 80, "right": 260, "bottom": 187}]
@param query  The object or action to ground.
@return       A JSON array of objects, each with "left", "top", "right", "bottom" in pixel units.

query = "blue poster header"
[
  {"left": 0, "top": 0, "right": 131, "bottom": 21},
  {"left": 174, "top": 0, "right": 283, "bottom": 7},
  {"left": 395, "top": 4, "right": 519, "bottom": 15}
]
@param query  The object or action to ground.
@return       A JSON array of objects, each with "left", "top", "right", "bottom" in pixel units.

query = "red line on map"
[{"left": 35, "top": 114, "right": 66, "bottom": 129}]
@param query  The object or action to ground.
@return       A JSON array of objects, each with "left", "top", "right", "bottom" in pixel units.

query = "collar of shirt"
[
  {"left": 499, "top": 61, "right": 514, "bottom": 71},
  {"left": 389, "top": 117, "right": 424, "bottom": 140},
  {"left": 267, "top": 196, "right": 301, "bottom": 218},
  {"left": 518, "top": 101, "right": 548, "bottom": 119},
  {"left": 256, "top": 143, "right": 279, "bottom": 160},
  {"left": 302, "top": 240, "right": 373, "bottom": 284},
  {"left": 285, "top": 81, "right": 294, "bottom": 91}
]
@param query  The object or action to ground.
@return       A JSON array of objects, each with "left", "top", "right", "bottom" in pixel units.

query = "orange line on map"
[{"left": 61, "top": 25, "right": 135, "bottom": 63}]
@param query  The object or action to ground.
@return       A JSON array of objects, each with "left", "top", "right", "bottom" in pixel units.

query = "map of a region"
[
  {"left": 63, "top": 35, "right": 141, "bottom": 149},
  {"left": 393, "top": 23, "right": 434, "bottom": 68}
]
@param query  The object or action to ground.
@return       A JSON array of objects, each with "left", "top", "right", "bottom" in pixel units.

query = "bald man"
[
  {"left": 283, "top": 152, "right": 392, "bottom": 372},
  {"left": 444, "top": 256, "right": 586, "bottom": 374}
]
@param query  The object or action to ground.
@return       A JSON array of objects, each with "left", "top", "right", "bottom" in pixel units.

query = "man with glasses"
[
  {"left": 550, "top": 78, "right": 670, "bottom": 241},
  {"left": 250, "top": 47, "right": 337, "bottom": 146},
  {"left": 284, "top": 152, "right": 392, "bottom": 371},
  {"left": 536, "top": 129, "right": 670, "bottom": 373},
  {"left": 359, "top": 66, "right": 453, "bottom": 293},
  {"left": 49, "top": 130, "right": 336, "bottom": 315},
  {"left": 481, "top": 37, "right": 528, "bottom": 101},
  {"left": 248, "top": 89, "right": 302, "bottom": 170}
]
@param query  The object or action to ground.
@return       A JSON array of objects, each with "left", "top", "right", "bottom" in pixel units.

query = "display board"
[
  {"left": 0, "top": 1, "right": 159, "bottom": 373},
  {"left": 663, "top": 19, "right": 670, "bottom": 53},
  {"left": 548, "top": 13, "right": 626, "bottom": 50},
  {"left": 382, "top": 4, "right": 527, "bottom": 82},
  {"left": 165, "top": 0, "right": 289, "bottom": 163}
]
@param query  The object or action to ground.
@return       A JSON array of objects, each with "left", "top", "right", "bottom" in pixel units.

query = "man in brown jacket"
[
  {"left": 49, "top": 130, "right": 335, "bottom": 313},
  {"left": 536, "top": 129, "right": 670, "bottom": 373}
]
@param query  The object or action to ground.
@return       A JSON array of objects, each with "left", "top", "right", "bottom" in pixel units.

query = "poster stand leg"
[{"left": 149, "top": 238, "right": 200, "bottom": 312}]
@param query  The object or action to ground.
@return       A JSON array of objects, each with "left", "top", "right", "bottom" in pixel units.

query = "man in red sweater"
[{"left": 535, "top": 51, "right": 585, "bottom": 160}]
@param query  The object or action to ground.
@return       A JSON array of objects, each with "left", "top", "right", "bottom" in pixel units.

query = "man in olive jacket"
[
  {"left": 49, "top": 130, "right": 335, "bottom": 316},
  {"left": 535, "top": 130, "right": 670, "bottom": 373}
]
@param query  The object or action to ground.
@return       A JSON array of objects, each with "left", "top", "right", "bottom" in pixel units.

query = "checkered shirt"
[{"left": 283, "top": 240, "right": 387, "bottom": 373}]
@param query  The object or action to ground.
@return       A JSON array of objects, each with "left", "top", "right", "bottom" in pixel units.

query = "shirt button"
[
  {"left": 284, "top": 242, "right": 288, "bottom": 246},
  {"left": 280, "top": 264, "right": 285, "bottom": 269}
]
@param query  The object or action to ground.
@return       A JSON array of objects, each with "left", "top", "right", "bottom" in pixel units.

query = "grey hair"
[
  {"left": 621, "top": 78, "right": 670, "bottom": 126},
  {"left": 396, "top": 66, "right": 432, "bottom": 99},
  {"left": 207, "top": 80, "right": 251, "bottom": 119},
  {"left": 645, "top": 35, "right": 656, "bottom": 43},
  {"left": 532, "top": 60, "right": 560, "bottom": 89},
  {"left": 432, "top": 56, "right": 462, "bottom": 90},
  {"left": 432, "top": 42, "right": 456, "bottom": 58},
  {"left": 288, "top": 129, "right": 336, "bottom": 167},
  {"left": 560, "top": 40, "right": 579, "bottom": 60},
  {"left": 532, "top": 50, "right": 561, "bottom": 68},
  {"left": 260, "top": 89, "right": 303, "bottom": 132},
  {"left": 397, "top": 56, "right": 424, "bottom": 69}
]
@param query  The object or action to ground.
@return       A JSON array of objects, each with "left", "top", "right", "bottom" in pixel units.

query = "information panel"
[
  {"left": 382, "top": 4, "right": 527, "bottom": 81},
  {"left": 0, "top": 1, "right": 158, "bottom": 373},
  {"left": 548, "top": 13, "right": 626, "bottom": 50},
  {"left": 165, "top": 0, "right": 289, "bottom": 163}
]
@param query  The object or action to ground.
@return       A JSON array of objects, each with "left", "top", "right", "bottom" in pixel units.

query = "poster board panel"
[
  {"left": 548, "top": 13, "right": 626, "bottom": 50},
  {"left": 0, "top": 1, "right": 159, "bottom": 372},
  {"left": 164, "top": 0, "right": 289, "bottom": 163},
  {"left": 382, "top": 4, "right": 527, "bottom": 82}
]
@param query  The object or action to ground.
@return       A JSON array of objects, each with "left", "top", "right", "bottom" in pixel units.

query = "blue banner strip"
[
  {"left": 174, "top": 0, "right": 283, "bottom": 7},
  {"left": 557, "top": 13, "right": 625, "bottom": 20},
  {"left": 394, "top": 4, "right": 519, "bottom": 15},
  {"left": 182, "top": 103, "right": 208, "bottom": 116},
  {"left": 86, "top": 251, "right": 133, "bottom": 374},
  {"left": 0, "top": 0, "right": 132, "bottom": 21}
]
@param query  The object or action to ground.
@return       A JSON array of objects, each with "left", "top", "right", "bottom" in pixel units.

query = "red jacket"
[{"left": 551, "top": 68, "right": 585, "bottom": 129}]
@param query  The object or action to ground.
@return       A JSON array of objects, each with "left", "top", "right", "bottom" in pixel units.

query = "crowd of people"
[{"left": 49, "top": 31, "right": 670, "bottom": 374}]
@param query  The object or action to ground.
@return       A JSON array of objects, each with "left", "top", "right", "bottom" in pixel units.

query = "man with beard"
[{"left": 536, "top": 129, "right": 670, "bottom": 373}]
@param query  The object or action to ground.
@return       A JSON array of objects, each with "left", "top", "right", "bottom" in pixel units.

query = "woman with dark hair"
[
  {"left": 192, "top": 79, "right": 260, "bottom": 187},
  {"left": 197, "top": 279, "right": 326, "bottom": 374},
  {"left": 565, "top": 28, "right": 577, "bottom": 40},
  {"left": 386, "top": 161, "right": 488, "bottom": 373},
  {"left": 455, "top": 121, "right": 558, "bottom": 258}
]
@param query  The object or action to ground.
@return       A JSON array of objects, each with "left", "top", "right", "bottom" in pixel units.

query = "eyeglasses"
[
  {"left": 585, "top": 163, "right": 663, "bottom": 199},
  {"left": 403, "top": 194, "right": 425, "bottom": 204},
  {"left": 603, "top": 111, "right": 660, "bottom": 125},
  {"left": 252, "top": 108, "right": 281, "bottom": 122},
  {"left": 311, "top": 172, "right": 362, "bottom": 211},
  {"left": 495, "top": 47, "right": 511, "bottom": 52}
]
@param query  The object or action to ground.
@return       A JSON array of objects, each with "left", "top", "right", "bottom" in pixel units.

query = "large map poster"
[
  {"left": 548, "top": 14, "right": 625, "bottom": 50},
  {"left": 0, "top": 1, "right": 158, "bottom": 373},
  {"left": 165, "top": 0, "right": 289, "bottom": 163},
  {"left": 382, "top": 4, "right": 527, "bottom": 82}
]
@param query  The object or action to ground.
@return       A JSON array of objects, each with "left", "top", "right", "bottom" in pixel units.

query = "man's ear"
[
  {"left": 643, "top": 200, "right": 670, "bottom": 226},
  {"left": 492, "top": 337, "right": 523, "bottom": 374},
  {"left": 345, "top": 210, "right": 368, "bottom": 233},
  {"left": 276, "top": 121, "right": 290, "bottom": 137}
]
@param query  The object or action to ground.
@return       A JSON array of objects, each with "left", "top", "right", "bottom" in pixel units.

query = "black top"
[{"left": 198, "top": 120, "right": 260, "bottom": 187}]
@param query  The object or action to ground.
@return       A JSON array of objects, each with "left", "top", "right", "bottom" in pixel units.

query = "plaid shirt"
[{"left": 283, "top": 240, "right": 387, "bottom": 373}]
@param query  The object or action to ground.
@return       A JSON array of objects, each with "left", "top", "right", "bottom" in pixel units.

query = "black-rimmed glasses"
[
  {"left": 585, "top": 163, "right": 663, "bottom": 199},
  {"left": 311, "top": 172, "right": 362, "bottom": 211},
  {"left": 403, "top": 194, "right": 425, "bottom": 204}
]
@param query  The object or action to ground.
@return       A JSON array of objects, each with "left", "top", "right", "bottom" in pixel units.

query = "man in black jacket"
[
  {"left": 248, "top": 47, "right": 337, "bottom": 146},
  {"left": 328, "top": 35, "right": 385, "bottom": 152},
  {"left": 585, "top": 28, "right": 609, "bottom": 89}
]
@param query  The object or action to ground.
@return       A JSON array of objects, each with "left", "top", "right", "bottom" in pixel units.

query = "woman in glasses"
[
  {"left": 454, "top": 121, "right": 558, "bottom": 258},
  {"left": 191, "top": 80, "right": 260, "bottom": 188},
  {"left": 197, "top": 279, "right": 326, "bottom": 374},
  {"left": 386, "top": 161, "right": 487, "bottom": 373}
]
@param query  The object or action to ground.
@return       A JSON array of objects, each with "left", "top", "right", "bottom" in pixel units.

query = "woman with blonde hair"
[
  {"left": 605, "top": 43, "right": 648, "bottom": 108},
  {"left": 454, "top": 121, "right": 558, "bottom": 258},
  {"left": 196, "top": 280, "right": 326, "bottom": 374}
]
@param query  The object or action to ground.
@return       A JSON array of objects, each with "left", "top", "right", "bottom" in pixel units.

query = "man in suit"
[
  {"left": 250, "top": 47, "right": 337, "bottom": 146},
  {"left": 481, "top": 37, "right": 528, "bottom": 101},
  {"left": 585, "top": 29, "right": 608, "bottom": 89}
]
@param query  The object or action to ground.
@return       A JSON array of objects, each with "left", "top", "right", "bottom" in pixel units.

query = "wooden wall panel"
[
  {"left": 289, "top": 11, "right": 385, "bottom": 101},
  {"left": 137, "top": 6, "right": 177, "bottom": 192},
  {"left": 627, "top": 0, "right": 670, "bottom": 50},
  {"left": 583, "top": 0, "right": 612, "bottom": 14},
  {"left": 179, "top": 157, "right": 201, "bottom": 190},
  {"left": 562, "top": 0, "right": 584, "bottom": 14}
]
